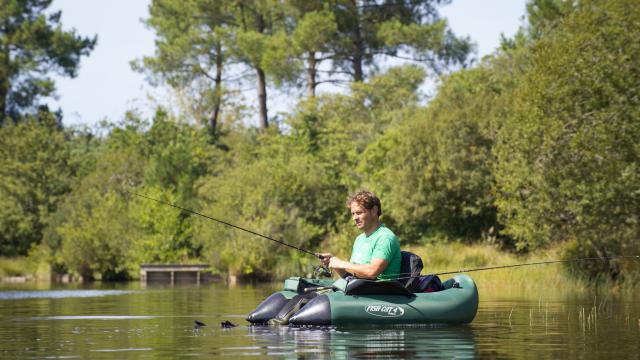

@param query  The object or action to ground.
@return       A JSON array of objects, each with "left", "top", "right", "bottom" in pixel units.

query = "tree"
[
  {"left": 276, "top": 0, "right": 473, "bottom": 97},
  {"left": 45, "top": 114, "right": 148, "bottom": 279},
  {"left": 525, "top": 0, "right": 577, "bottom": 40},
  {"left": 136, "top": 0, "right": 230, "bottom": 135},
  {"left": 141, "top": 0, "right": 471, "bottom": 131},
  {"left": 0, "top": 0, "right": 95, "bottom": 122},
  {"left": 0, "top": 111, "right": 72, "bottom": 256},
  {"left": 284, "top": 1, "right": 338, "bottom": 97},
  {"left": 44, "top": 110, "right": 216, "bottom": 279},
  {"left": 231, "top": 0, "right": 288, "bottom": 129},
  {"left": 144, "top": 108, "right": 215, "bottom": 200},
  {"left": 328, "top": 0, "right": 472, "bottom": 82},
  {"left": 493, "top": 0, "right": 640, "bottom": 278},
  {"left": 127, "top": 187, "right": 197, "bottom": 267},
  {"left": 194, "top": 131, "right": 345, "bottom": 278},
  {"left": 55, "top": 188, "right": 134, "bottom": 280},
  {"left": 357, "top": 59, "right": 519, "bottom": 242},
  {"left": 140, "top": 0, "right": 290, "bottom": 130}
]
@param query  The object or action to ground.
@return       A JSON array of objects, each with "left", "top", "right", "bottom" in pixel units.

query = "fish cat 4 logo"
[{"left": 365, "top": 305, "right": 405, "bottom": 317}]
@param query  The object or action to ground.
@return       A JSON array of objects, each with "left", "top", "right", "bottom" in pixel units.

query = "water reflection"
[
  {"left": 0, "top": 289, "right": 136, "bottom": 300},
  {"left": 24, "top": 315, "right": 157, "bottom": 320},
  {"left": 1, "top": 282, "right": 637, "bottom": 359},
  {"left": 245, "top": 325, "right": 476, "bottom": 359}
]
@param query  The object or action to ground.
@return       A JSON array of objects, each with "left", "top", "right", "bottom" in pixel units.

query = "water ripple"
[{"left": 0, "top": 290, "right": 136, "bottom": 300}]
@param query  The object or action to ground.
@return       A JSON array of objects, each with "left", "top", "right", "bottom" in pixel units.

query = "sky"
[{"left": 47, "top": 0, "right": 528, "bottom": 128}]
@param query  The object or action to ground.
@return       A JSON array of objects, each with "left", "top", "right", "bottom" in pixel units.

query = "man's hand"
[
  {"left": 316, "top": 253, "right": 332, "bottom": 267},
  {"left": 326, "top": 256, "right": 348, "bottom": 278}
]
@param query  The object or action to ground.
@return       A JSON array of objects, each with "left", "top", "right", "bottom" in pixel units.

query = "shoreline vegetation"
[
  {"left": 3, "top": 242, "right": 638, "bottom": 294},
  {"left": 1, "top": 0, "right": 638, "bottom": 286}
]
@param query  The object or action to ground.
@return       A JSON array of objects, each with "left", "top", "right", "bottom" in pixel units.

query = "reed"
[
  {"left": 0, "top": 257, "right": 29, "bottom": 278},
  {"left": 405, "top": 244, "right": 638, "bottom": 330},
  {"left": 404, "top": 242, "right": 592, "bottom": 296},
  {"left": 0, "top": 256, "right": 51, "bottom": 281}
]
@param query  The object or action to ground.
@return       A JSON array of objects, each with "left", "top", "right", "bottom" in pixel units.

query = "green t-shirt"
[{"left": 349, "top": 224, "right": 401, "bottom": 280}]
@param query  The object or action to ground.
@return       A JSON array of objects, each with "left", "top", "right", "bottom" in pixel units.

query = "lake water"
[{"left": 0, "top": 279, "right": 638, "bottom": 359}]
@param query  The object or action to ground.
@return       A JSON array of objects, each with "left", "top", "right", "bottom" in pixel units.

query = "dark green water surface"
[{"left": 0, "top": 281, "right": 638, "bottom": 359}]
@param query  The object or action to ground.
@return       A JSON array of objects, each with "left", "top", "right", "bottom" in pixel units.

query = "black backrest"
[{"left": 398, "top": 251, "right": 423, "bottom": 291}]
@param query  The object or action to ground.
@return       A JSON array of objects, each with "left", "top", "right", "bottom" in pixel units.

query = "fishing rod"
[
  {"left": 126, "top": 191, "right": 323, "bottom": 260},
  {"left": 388, "top": 255, "right": 640, "bottom": 282}
]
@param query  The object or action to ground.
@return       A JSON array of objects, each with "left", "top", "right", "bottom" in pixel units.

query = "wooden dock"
[{"left": 140, "top": 264, "right": 211, "bottom": 285}]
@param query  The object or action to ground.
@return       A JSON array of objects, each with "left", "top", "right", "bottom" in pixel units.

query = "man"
[
  {"left": 263, "top": 191, "right": 401, "bottom": 325},
  {"left": 320, "top": 190, "right": 401, "bottom": 280}
]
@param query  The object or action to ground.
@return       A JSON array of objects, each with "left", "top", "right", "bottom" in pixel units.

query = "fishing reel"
[
  {"left": 313, "top": 254, "right": 333, "bottom": 278},
  {"left": 314, "top": 265, "right": 332, "bottom": 278}
]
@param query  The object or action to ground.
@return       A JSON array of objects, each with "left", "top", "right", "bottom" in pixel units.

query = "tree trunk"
[
  {"left": 350, "top": 0, "right": 364, "bottom": 82},
  {"left": 0, "top": 49, "right": 8, "bottom": 122},
  {"left": 209, "top": 41, "right": 223, "bottom": 136},
  {"left": 257, "top": 67, "right": 268, "bottom": 129},
  {"left": 307, "top": 51, "right": 317, "bottom": 97},
  {"left": 0, "top": 80, "right": 6, "bottom": 124},
  {"left": 255, "top": 12, "right": 268, "bottom": 129}
]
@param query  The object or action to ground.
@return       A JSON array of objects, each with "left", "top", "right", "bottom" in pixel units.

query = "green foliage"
[
  {"left": 500, "top": 0, "right": 577, "bottom": 54},
  {"left": 525, "top": 0, "right": 577, "bottom": 40},
  {"left": 291, "top": 9, "right": 337, "bottom": 55},
  {"left": 194, "top": 131, "right": 344, "bottom": 278},
  {"left": 45, "top": 111, "right": 217, "bottom": 279},
  {"left": 360, "top": 60, "right": 519, "bottom": 242},
  {"left": 0, "top": 112, "right": 72, "bottom": 256},
  {"left": 56, "top": 190, "right": 133, "bottom": 280},
  {"left": 493, "top": 0, "right": 640, "bottom": 275},
  {"left": 261, "top": 30, "right": 299, "bottom": 86},
  {"left": 138, "top": 0, "right": 471, "bottom": 130},
  {"left": 45, "top": 120, "right": 147, "bottom": 279},
  {"left": 128, "top": 187, "right": 195, "bottom": 265},
  {"left": 326, "top": 0, "right": 472, "bottom": 81},
  {"left": 139, "top": 0, "right": 292, "bottom": 129},
  {"left": 292, "top": 65, "right": 427, "bottom": 169},
  {"left": 0, "top": 0, "right": 95, "bottom": 121},
  {"left": 144, "top": 109, "right": 216, "bottom": 200}
]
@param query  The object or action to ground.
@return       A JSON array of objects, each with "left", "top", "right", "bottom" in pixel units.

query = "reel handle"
[
  {"left": 314, "top": 253, "right": 333, "bottom": 278},
  {"left": 314, "top": 265, "right": 332, "bottom": 278}
]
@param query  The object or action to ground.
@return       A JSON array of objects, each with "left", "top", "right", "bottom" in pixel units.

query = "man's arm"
[{"left": 328, "top": 257, "right": 388, "bottom": 279}]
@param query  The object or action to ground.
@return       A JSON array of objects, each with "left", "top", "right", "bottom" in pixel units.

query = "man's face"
[{"left": 350, "top": 202, "right": 378, "bottom": 233}]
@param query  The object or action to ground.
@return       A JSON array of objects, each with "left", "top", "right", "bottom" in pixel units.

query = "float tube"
[{"left": 247, "top": 274, "right": 479, "bottom": 326}]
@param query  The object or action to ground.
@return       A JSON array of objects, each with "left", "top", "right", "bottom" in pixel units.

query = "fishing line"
[
  {"left": 433, "top": 255, "right": 640, "bottom": 276},
  {"left": 126, "top": 191, "right": 322, "bottom": 259},
  {"left": 384, "top": 255, "right": 640, "bottom": 282}
]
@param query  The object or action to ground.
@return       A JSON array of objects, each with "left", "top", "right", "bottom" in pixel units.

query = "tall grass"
[
  {"left": 0, "top": 257, "right": 30, "bottom": 278},
  {"left": 0, "top": 256, "right": 50, "bottom": 281},
  {"left": 404, "top": 242, "right": 593, "bottom": 296}
]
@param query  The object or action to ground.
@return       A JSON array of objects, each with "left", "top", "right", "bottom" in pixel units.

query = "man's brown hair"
[{"left": 346, "top": 190, "right": 381, "bottom": 216}]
